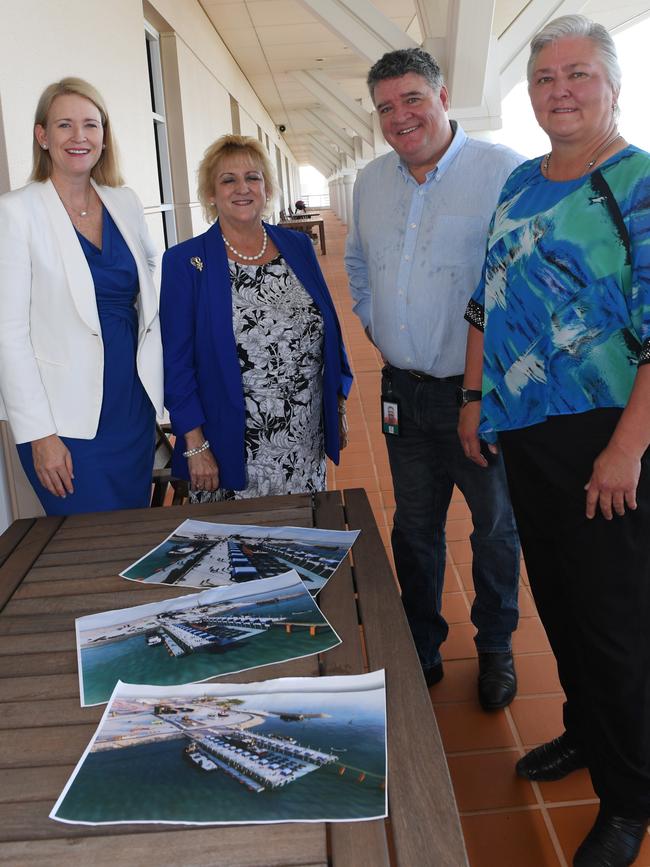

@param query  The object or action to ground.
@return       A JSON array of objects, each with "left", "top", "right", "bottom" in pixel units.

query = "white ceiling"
[{"left": 198, "top": 0, "right": 650, "bottom": 169}]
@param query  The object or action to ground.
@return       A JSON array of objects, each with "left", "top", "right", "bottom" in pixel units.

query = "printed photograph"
[
  {"left": 121, "top": 520, "right": 359, "bottom": 595},
  {"left": 51, "top": 671, "right": 387, "bottom": 825},
  {"left": 76, "top": 571, "right": 341, "bottom": 706}
]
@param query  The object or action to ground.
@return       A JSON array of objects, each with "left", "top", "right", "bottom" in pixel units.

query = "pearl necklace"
[
  {"left": 542, "top": 132, "right": 622, "bottom": 177},
  {"left": 222, "top": 225, "right": 268, "bottom": 261}
]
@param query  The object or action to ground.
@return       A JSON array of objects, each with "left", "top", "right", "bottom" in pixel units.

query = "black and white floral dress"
[{"left": 190, "top": 255, "right": 326, "bottom": 502}]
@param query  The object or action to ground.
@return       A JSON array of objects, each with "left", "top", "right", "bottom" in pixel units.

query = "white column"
[
  {"left": 338, "top": 174, "right": 348, "bottom": 224},
  {"left": 328, "top": 179, "right": 338, "bottom": 215},
  {"left": 341, "top": 169, "right": 357, "bottom": 226}
]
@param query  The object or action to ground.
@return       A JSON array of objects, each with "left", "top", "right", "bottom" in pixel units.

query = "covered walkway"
[{"left": 319, "top": 208, "right": 650, "bottom": 867}]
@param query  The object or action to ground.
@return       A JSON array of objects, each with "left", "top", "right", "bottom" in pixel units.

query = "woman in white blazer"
[{"left": 0, "top": 78, "right": 163, "bottom": 514}]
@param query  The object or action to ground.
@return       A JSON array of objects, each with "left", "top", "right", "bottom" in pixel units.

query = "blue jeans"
[{"left": 382, "top": 366, "right": 520, "bottom": 669}]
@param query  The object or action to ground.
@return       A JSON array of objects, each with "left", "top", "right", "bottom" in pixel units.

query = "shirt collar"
[{"left": 396, "top": 120, "right": 466, "bottom": 185}]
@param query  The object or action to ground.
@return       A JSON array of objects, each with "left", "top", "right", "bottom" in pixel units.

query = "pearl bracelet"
[{"left": 183, "top": 439, "right": 210, "bottom": 458}]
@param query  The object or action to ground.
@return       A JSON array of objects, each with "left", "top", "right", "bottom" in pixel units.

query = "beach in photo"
[
  {"left": 52, "top": 672, "right": 387, "bottom": 825},
  {"left": 77, "top": 571, "right": 340, "bottom": 706}
]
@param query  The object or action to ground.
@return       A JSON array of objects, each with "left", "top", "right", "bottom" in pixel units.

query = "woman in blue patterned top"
[{"left": 459, "top": 16, "right": 650, "bottom": 867}]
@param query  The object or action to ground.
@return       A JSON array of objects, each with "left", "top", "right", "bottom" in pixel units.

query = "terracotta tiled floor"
[{"left": 318, "top": 208, "right": 650, "bottom": 867}]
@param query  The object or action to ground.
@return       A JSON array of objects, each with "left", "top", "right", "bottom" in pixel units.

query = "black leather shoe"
[
  {"left": 573, "top": 809, "right": 648, "bottom": 866},
  {"left": 423, "top": 662, "right": 444, "bottom": 687},
  {"left": 516, "top": 732, "right": 585, "bottom": 781},
  {"left": 478, "top": 651, "right": 516, "bottom": 710}
]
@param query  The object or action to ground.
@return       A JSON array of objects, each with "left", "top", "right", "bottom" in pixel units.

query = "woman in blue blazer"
[{"left": 160, "top": 135, "right": 352, "bottom": 500}]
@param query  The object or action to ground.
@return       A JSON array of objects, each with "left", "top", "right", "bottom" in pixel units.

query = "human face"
[
  {"left": 529, "top": 37, "right": 617, "bottom": 145},
  {"left": 373, "top": 72, "right": 451, "bottom": 178},
  {"left": 35, "top": 94, "right": 104, "bottom": 182},
  {"left": 212, "top": 154, "right": 267, "bottom": 231}
]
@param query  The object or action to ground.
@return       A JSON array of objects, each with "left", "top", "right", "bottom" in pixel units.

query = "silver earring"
[{"left": 42, "top": 143, "right": 48, "bottom": 150}]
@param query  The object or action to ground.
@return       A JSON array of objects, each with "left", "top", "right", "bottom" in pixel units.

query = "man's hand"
[{"left": 458, "top": 402, "right": 494, "bottom": 468}]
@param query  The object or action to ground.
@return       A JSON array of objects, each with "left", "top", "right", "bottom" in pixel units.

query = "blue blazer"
[{"left": 160, "top": 221, "right": 353, "bottom": 488}]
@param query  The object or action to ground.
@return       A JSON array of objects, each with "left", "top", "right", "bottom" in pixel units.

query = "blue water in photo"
[
  {"left": 81, "top": 593, "right": 338, "bottom": 705},
  {"left": 56, "top": 712, "right": 386, "bottom": 823}
]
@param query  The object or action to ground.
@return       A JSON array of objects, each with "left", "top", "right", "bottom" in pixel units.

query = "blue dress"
[{"left": 18, "top": 209, "right": 155, "bottom": 514}]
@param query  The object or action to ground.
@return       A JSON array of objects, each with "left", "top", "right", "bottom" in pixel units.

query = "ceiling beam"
[
  {"left": 498, "top": 0, "right": 588, "bottom": 97},
  {"left": 308, "top": 156, "right": 335, "bottom": 178},
  {"left": 308, "top": 134, "right": 340, "bottom": 169},
  {"left": 301, "top": 109, "right": 355, "bottom": 158},
  {"left": 413, "top": 0, "right": 447, "bottom": 66},
  {"left": 291, "top": 70, "right": 374, "bottom": 144},
  {"left": 297, "top": 0, "right": 416, "bottom": 64},
  {"left": 445, "top": 0, "right": 495, "bottom": 107}
]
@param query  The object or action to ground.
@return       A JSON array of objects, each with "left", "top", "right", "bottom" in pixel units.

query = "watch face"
[{"left": 456, "top": 386, "right": 466, "bottom": 408}]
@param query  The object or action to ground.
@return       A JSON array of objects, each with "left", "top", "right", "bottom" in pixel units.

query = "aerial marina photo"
[
  {"left": 76, "top": 571, "right": 340, "bottom": 706},
  {"left": 120, "top": 519, "right": 359, "bottom": 595},
  {"left": 51, "top": 673, "right": 387, "bottom": 825}
]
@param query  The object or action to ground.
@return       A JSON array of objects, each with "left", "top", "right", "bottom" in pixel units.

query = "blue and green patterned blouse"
[{"left": 467, "top": 145, "right": 650, "bottom": 439}]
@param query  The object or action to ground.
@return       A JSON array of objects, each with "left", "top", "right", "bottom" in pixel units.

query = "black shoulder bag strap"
[{"left": 590, "top": 168, "right": 631, "bottom": 265}]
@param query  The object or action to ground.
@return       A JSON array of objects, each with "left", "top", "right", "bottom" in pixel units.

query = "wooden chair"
[{"left": 151, "top": 422, "right": 188, "bottom": 506}]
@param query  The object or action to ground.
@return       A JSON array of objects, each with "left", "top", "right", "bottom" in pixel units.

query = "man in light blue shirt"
[{"left": 345, "top": 47, "right": 522, "bottom": 709}]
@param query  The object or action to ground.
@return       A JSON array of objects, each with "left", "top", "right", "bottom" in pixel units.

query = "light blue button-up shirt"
[{"left": 345, "top": 123, "right": 523, "bottom": 377}]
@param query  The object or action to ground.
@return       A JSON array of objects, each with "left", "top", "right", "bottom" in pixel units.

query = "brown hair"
[
  {"left": 197, "top": 134, "right": 277, "bottom": 223},
  {"left": 31, "top": 77, "right": 124, "bottom": 186}
]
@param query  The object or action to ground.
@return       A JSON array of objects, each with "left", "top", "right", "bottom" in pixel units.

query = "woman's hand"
[
  {"left": 338, "top": 397, "right": 349, "bottom": 450},
  {"left": 31, "top": 435, "right": 74, "bottom": 497},
  {"left": 584, "top": 441, "right": 641, "bottom": 520},
  {"left": 457, "top": 402, "right": 491, "bottom": 467},
  {"left": 188, "top": 448, "right": 219, "bottom": 492}
]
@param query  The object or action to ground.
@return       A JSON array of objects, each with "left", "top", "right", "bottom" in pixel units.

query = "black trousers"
[{"left": 500, "top": 409, "right": 650, "bottom": 816}]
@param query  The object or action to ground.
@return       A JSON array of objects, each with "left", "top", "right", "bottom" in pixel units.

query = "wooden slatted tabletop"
[{"left": 0, "top": 489, "right": 467, "bottom": 867}]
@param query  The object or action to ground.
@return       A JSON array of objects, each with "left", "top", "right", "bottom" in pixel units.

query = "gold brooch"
[{"left": 190, "top": 256, "right": 204, "bottom": 271}]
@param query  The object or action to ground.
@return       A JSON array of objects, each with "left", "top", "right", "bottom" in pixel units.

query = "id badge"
[{"left": 381, "top": 397, "right": 401, "bottom": 436}]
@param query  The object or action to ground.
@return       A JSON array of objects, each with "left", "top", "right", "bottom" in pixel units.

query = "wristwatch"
[{"left": 456, "top": 386, "right": 482, "bottom": 408}]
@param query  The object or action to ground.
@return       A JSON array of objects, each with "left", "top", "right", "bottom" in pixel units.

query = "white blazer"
[{"left": 0, "top": 179, "right": 164, "bottom": 444}]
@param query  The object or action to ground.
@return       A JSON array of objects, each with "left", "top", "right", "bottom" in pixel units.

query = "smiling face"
[
  {"left": 529, "top": 36, "right": 617, "bottom": 146},
  {"left": 35, "top": 93, "right": 104, "bottom": 183},
  {"left": 212, "top": 153, "right": 267, "bottom": 232},
  {"left": 373, "top": 72, "right": 452, "bottom": 179}
]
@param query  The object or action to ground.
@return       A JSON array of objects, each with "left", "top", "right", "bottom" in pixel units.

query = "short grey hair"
[
  {"left": 527, "top": 14, "right": 621, "bottom": 94},
  {"left": 367, "top": 48, "right": 444, "bottom": 101}
]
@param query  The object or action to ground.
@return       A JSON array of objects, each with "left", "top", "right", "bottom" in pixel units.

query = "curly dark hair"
[{"left": 367, "top": 48, "right": 444, "bottom": 100}]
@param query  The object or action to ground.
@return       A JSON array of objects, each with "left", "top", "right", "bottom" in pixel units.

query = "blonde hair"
[
  {"left": 197, "top": 134, "right": 277, "bottom": 223},
  {"left": 30, "top": 77, "right": 124, "bottom": 186}
]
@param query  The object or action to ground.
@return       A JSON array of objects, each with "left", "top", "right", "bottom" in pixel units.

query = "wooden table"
[
  {"left": 278, "top": 219, "right": 326, "bottom": 254},
  {"left": 0, "top": 489, "right": 467, "bottom": 867}
]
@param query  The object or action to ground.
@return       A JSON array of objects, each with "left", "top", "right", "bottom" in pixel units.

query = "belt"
[{"left": 403, "top": 368, "right": 462, "bottom": 384}]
